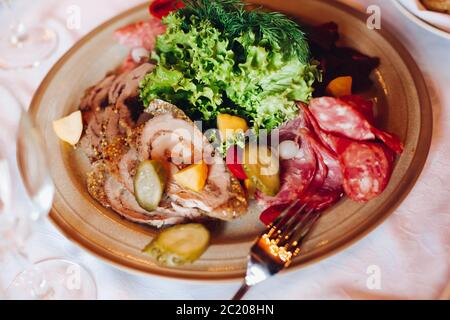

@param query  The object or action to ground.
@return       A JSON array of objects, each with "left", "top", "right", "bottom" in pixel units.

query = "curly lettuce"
[{"left": 140, "top": 13, "right": 319, "bottom": 131}]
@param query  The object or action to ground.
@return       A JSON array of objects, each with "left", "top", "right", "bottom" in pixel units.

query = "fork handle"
[{"left": 232, "top": 283, "right": 251, "bottom": 300}]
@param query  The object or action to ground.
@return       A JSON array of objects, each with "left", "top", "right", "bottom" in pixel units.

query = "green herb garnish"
[
  {"left": 140, "top": 0, "right": 320, "bottom": 136},
  {"left": 178, "top": 0, "right": 310, "bottom": 63}
]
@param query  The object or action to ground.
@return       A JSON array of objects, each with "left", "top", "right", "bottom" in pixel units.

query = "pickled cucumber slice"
[
  {"left": 134, "top": 160, "right": 168, "bottom": 211},
  {"left": 242, "top": 143, "right": 280, "bottom": 197},
  {"left": 143, "top": 224, "right": 210, "bottom": 266}
]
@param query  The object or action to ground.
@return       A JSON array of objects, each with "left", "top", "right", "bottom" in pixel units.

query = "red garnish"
[
  {"left": 149, "top": 0, "right": 185, "bottom": 20},
  {"left": 226, "top": 146, "right": 248, "bottom": 180}
]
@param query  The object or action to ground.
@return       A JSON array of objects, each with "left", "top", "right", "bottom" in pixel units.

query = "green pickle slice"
[
  {"left": 242, "top": 143, "right": 280, "bottom": 197},
  {"left": 134, "top": 160, "right": 168, "bottom": 211},
  {"left": 143, "top": 224, "right": 210, "bottom": 266}
]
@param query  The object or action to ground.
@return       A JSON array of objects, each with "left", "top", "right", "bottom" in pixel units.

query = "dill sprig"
[{"left": 178, "top": 0, "right": 310, "bottom": 63}]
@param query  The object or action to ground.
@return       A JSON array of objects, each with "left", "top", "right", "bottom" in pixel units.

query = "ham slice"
[
  {"left": 300, "top": 131, "right": 344, "bottom": 211},
  {"left": 257, "top": 127, "right": 317, "bottom": 207}
]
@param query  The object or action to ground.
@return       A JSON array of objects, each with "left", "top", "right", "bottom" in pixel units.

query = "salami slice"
[
  {"left": 309, "top": 97, "right": 403, "bottom": 154},
  {"left": 371, "top": 128, "right": 404, "bottom": 155},
  {"left": 310, "top": 97, "right": 374, "bottom": 140},
  {"left": 340, "top": 95, "right": 375, "bottom": 124},
  {"left": 337, "top": 139, "right": 394, "bottom": 202},
  {"left": 298, "top": 102, "right": 339, "bottom": 154},
  {"left": 342, "top": 96, "right": 402, "bottom": 154}
]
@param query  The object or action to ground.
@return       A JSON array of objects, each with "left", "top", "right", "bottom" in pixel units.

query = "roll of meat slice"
[
  {"left": 87, "top": 161, "right": 187, "bottom": 227},
  {"left": 137, "top": 99, "right": 248, "bottom": 221}
]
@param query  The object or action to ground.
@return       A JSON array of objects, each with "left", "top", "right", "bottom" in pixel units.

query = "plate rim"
[
  {"left": 29, "top": 1, "right": 433, "bottom": 282},
  {"left": 393, "top": 0, "right": 450, "bottom": 40}
]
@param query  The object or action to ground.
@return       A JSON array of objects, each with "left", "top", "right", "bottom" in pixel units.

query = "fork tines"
[{"left": 260, "top": 201, "right": 320, "bottom": 266}]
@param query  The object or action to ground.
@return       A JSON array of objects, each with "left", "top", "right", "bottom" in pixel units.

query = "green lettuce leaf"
[{"left": 139, "top": 12, "right": 320, "bottom": 131}]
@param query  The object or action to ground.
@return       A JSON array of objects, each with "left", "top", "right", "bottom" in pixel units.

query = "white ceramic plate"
[{"left": 30, "top": 0, "right": 432, "bottom": 281}]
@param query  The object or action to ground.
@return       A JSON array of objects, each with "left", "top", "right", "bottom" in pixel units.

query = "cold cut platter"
[{"left": 30, "top": 0, "right": 432, "bottom": 280}]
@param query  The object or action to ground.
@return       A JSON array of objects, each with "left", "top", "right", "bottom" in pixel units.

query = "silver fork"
[{"left": 232, "top": 201, "right": 321, "bottom": 300}]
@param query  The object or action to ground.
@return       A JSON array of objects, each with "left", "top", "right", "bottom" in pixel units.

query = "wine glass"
[
  {"left": 0, "top": 0, "right": 58, "bottom": 69},
  {"left": 0, "top": 85, "right": 97, "bottom": 300}
]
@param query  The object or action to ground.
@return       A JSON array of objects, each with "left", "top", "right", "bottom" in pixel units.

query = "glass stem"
[{"left": 3, "top": 0, "right": 28, "bottom": 45}]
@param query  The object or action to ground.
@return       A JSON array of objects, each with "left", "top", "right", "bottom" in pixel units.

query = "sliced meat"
[
  {"left": 80, "top": 75, "right": 116, "bottom": 112},
  {"left": 300, "top": 100, "right": 393, "bottom": 204},
  {"left": 167, "top": 159, "right": 247, "bottom": 221},
  {"left": 271, "top": 133, "right": 316, "bottom": 205},
  {"left": 259, "top": 96, "right": 399, "bottom": 219},
  {"left": 104, "top": 174, "right": 186, "bottom": 227},
  {"left": 301, "top": 131, "right": 344, "bottom": 210},
  {"left": 79, "top": 63, "right": 154, "bottom": 162},
  {"left": 138, "top": 99, "right": 248, "bottom": 221},
  {"left": 79, "top": 107, "right": 129, "bottom": 162},
  {"left": 309, "top": 97, "right": 404, "bottom": 154},
  {"left": 87, "top": 160, "right": 189, "bottom": 227},
  {"left": 113, "top": 19, "right": 166, "bottom": 51},
  {"left": 118, "top": 148, "right": 140, "bottom": 193},
  {"left": 109, "top": 63, "right": 154, "bottom": 106},
  {"left": 370, "top": 128, "right": 404, "bottom": 155},
  {"left": 340, "top": 95, "right": 375, "bottom": 124},
  {"left": 300, "top": 139, "right": 328, "bottom": 198},
  {"left": 257, "top": 116, "right": 317, "bottom": 207},
  {"left": 259, "top": 203, "right": 290, "bottom": 226},
  {"left": 137, "top": 108, "right": 203, "bottom": 165},
  {"left": 113, "top": 19, "right": 165, "bottom": 73},
  {"left": 310, "top": 97, "right": 374, "bottom": 140},
  {"left": 108, "top": 63, "right": 154, "bottom": 128},
  {"left": 86, "top": 161, "right": 110, "bottom": 208},
  {"left": 336, "top": 139, "right": 394, "bottom": 202},
  {"left": 316, "top": 146, "right": 343, "bottom": 195},
  {"left": 299, "top": 101, "right": 339, "bottom": 155},
  {"left": 277, "top": 111, "right": 308, "bottom": 141}
]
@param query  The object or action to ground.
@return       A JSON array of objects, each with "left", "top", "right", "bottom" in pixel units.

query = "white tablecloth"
[{"left": 0, "top": 0, "right": 449, "bottom": 300}]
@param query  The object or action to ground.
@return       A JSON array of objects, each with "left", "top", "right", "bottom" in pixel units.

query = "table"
[{"left": 0, "top": 0, "right": 449, "bottom": 300}]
